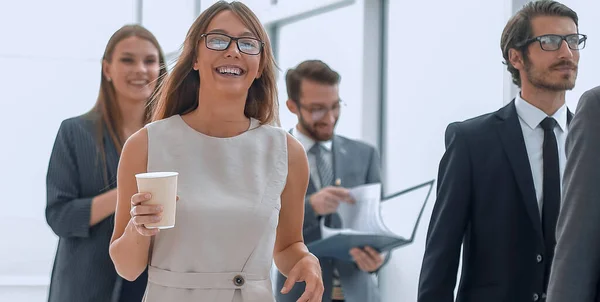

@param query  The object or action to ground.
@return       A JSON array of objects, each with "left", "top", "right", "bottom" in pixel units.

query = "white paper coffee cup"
[{"left": 134, "top": 172, "right": 178, "bottom": 229}]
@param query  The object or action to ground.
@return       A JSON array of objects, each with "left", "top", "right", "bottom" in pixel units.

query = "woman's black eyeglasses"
[{"left": 200, "top": 33, "right": 264, "bottom": 55}]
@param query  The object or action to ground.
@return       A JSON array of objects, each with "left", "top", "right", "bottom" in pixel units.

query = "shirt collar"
[
  {"left": 291, "top": 126, "right": 333, "bottom": 152},
  {"left": 515, "top": 92, "right": 568, "bottom": 132}
]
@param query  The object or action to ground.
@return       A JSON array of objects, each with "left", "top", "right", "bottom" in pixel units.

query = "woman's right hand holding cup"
[{"left": 129, "top": 192, "right": 162, "bottom": 236}]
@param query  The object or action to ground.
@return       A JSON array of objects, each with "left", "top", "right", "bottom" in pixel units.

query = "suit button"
[
  {"left": 233, "top": 275, "right": 245, "bottom": 286},
  {"left": 536, "top": 254, "right": 543, "bottom": 263},
  {"left": 533, "top": 293, "right": 539, "bottom": 301}
]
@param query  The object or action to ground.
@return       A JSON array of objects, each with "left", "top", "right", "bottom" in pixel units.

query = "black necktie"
[{"left": 540, "top": 117, "right": 560, "bottom": 281}]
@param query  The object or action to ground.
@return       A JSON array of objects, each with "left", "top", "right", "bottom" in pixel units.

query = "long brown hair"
[
  {"left": 87, "top": 24, "right": 167, "bottom": 182},
  {"left": 151, "top": 1, "right": 279, "bottom": 125}
]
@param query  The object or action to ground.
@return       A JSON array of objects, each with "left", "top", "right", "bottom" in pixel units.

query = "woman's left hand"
[{"left": 280, "top": 254, "right": 324, "bottom": 302}]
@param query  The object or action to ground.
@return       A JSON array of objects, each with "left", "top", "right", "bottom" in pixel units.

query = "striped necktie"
[{"left": 310, "top": 143, "right": 333, "bottom": 188}]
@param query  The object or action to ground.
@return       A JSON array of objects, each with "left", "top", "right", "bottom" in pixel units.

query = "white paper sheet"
[{"left": 320, "top": 183, "right": 400, "bottom": 239}]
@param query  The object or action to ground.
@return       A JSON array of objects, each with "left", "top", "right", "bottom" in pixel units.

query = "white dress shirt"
[
  {"left": 291, "top": 127, "right": 333, "bottom": 189},
  {"left": 515, "top": 93, "right": 568, "bottom": 216}
]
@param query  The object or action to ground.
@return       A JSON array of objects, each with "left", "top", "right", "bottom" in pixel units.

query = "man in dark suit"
[
  {"left": 546, "top": 86, "right": 600, "bottom": 302},
  {"left": 418, "top": 1, "right": 585, "bottom": 301},
  {"left": 275, "top": 60, "right": 386, "bottom": 302}
]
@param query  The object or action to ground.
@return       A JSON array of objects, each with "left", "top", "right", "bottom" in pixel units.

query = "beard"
[
  {"left": 299, "top": 113, "right": 336, "bottom": 142},
  {"left": 524, "top": 56, "right": 578, "bottom": 92}
]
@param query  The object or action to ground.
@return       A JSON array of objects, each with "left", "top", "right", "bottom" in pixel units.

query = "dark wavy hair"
[{"left": 501, "top": 0, "right": 578, "bottom": 87}]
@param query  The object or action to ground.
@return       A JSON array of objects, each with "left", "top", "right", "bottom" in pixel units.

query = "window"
[
  {"left": 0, "top": 0, "right": 139, "bottom": 289},
  {"left": 142, "top": 0, "right": 197, "bottom": 55},
  {"left": 275, "top": 3, "right": 366, "bottom": 138},
  {"left": 379, "top": 0, "right": 509, "bottom": 299}
]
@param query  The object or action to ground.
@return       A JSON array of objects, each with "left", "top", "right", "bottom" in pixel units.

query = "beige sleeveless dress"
[{"left": 142, "top": 115, "right": 288, "bottom": 302}]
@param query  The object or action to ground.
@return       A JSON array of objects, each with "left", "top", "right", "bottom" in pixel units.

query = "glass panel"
[
  {"left": 276, "top": 3, "right": 364, "bottom": 139},
  {"left": 0, "top": 0, "right": 137, "bottom": 283},
  {"left": 142, "top": 0, "right": 196, "bottom": 54},
  {"left": 380, "top": 0, "right": 508, "bottom": 300}
]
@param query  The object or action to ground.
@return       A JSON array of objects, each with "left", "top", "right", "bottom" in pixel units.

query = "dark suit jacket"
[
  {"left": 45, "top": 113, "right": 147, "bottom": 302},
  {"left": 547, "top": 86, "right": 600, "bottom": 302},
  {"left": 275, "top": 134, "right": 383, "bottom": 302},
  {"left": 418, "top": 101, "right": 572, "bottom": 302}
]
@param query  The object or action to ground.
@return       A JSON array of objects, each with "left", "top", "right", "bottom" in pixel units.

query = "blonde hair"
[{"left": 151, "top": 1, "right": 279, "bottom": 126}]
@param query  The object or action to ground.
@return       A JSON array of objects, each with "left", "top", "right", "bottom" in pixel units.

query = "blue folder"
[
  {"left": 307, "top": 233, "right": 410, "bottom": 262},
  {"left": 307, "top": 179, "right": 434, "bottom": 262}
]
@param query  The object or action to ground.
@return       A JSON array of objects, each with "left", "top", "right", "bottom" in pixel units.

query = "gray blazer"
[
  {"left": 547, "top": 86, "right": 600, "bottom": 302},
  {"left": 45, "top": 113, "right": 146, "bottom": 302},
  {"left": 275, "top": 134, "right": 384, "bottom": 302}
]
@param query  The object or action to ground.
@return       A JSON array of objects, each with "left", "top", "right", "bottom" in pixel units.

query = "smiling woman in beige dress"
[{"left": 108, "top": 1, "right": 324, "bottom": 302}]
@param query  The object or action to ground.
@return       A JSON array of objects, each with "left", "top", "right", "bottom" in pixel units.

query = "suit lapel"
[
  {"left": 327, "top": 136, "right": 348, "bottom": 228},
  {"left": 495, "top": 101, "right": 543, "bottom": 237},
  {"left": 289, "top": 128, "right": 319, "bottom": 195},
  {"left": 103, "top": 126, "right": 120, "bottom": 187},
  {"left": 332, "top": 135, "right": 347, "bottom": 186}
]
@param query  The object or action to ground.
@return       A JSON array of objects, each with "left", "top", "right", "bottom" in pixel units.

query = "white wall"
[
  {"left": 380, "top": 1, "right": 508, "bottom": 300},
  {"left": 0, "top": 1, "right": 138, "bottom": 300},
  {"left": 0, "top": 0, "right": 198, "bottom": 300},
  {"left": 141, "top": 0, "right": 197, "bottom": 55}
]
